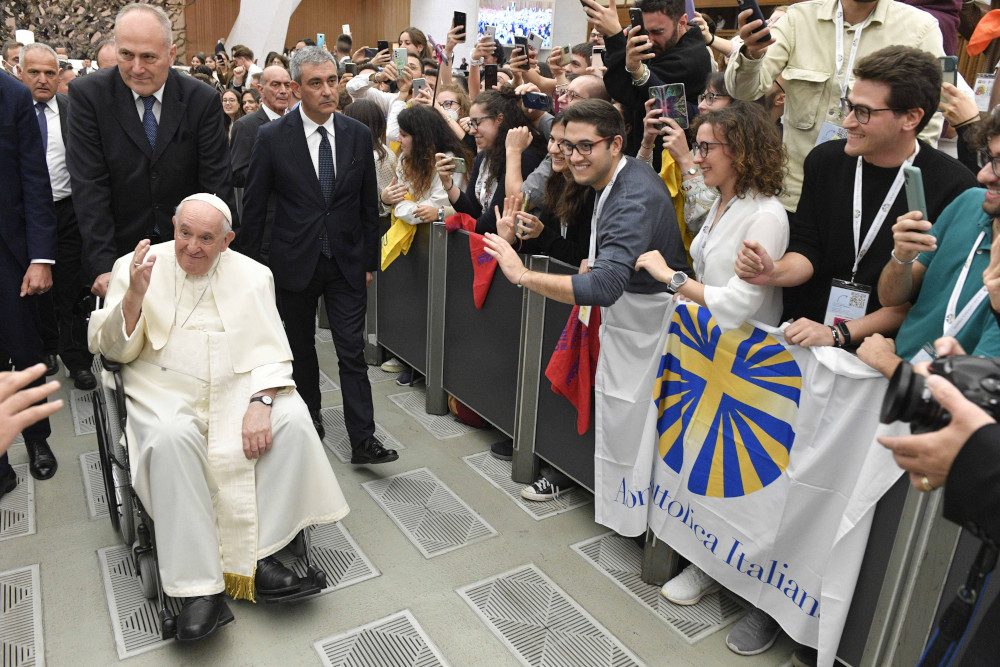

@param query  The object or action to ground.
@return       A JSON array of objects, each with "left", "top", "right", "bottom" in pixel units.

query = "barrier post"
[
  {"left": 641, "top": 530, "right": 681, "bottom": 586},
  {"left": 364, "top": 273, "right": 384, "bottom": 365},
  {"left": 424, "top": 221, "right": 449, "bottom": 415},
  {"left": 512, "top": 255, "right": 547, "bottom": 485}
]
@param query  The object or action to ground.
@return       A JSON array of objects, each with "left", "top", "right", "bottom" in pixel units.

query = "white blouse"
[{"left": 690, "top": 191, "right": 789, "bottom": 331}]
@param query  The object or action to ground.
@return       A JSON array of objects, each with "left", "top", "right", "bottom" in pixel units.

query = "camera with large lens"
[{"left": 880, "top": 355, "right": 1000, "bottom": 433}]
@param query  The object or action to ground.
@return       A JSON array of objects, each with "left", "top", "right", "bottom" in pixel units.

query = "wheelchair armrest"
[{"left": 100, "top": 356, "right": 121, "bottom": 373}]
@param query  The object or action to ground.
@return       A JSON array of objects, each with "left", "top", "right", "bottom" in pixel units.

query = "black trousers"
[
  {"left": 278, "top": 253, "right": 374, "bottom": 445},
  {"left": 34, "top": 197, "right": 91, "bottom": 372},
  {"left": 0, "top": 242, "right": 52, "bottom": 475}
]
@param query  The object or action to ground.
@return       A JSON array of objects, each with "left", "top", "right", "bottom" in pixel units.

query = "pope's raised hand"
[{"left": 127, "top": 239, "right": 157, "bottom": 301}]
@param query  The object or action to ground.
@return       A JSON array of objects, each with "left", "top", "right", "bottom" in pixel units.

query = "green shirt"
[{"left": 895, "top": 188, "right": 1000, "bottom": 360}]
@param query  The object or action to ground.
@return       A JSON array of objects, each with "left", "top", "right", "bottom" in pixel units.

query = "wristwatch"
[
  {"left": 683, "top": 167, "right": 697, "bottom": 176},
  {"left": 668, "top": 271, "right": 688, "bottom": 293},
  {"left": 250, "top": 395, "right": 273, "bottom": 407}
]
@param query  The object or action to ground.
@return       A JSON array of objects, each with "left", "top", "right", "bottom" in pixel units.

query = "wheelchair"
[{"left": 90, "top": 355, "right": 330, "bottom": 640}]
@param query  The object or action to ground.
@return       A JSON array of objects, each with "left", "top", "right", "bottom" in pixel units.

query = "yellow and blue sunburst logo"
[{"left": 652, "top": 305, "right": 802, "bottom": 498}]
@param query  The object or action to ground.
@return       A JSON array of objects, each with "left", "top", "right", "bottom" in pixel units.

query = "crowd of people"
[{"left": 3, "top": 0, "right": 1000, "bottom": 661}]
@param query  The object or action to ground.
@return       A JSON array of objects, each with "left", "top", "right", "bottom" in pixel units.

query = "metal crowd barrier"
[{"left": 374, "top": 223, "right": 985, "bottom": 663}]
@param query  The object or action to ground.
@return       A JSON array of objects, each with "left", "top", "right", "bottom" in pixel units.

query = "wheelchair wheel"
[
  {"left": 136, "top": 550, "right": 159, "bottom": 600},
  {"left": 114, "top": 442, "right": 136, "bottom": 546},
  {"left": 93, "top": 382, "right": 136, "bottom": 545}
]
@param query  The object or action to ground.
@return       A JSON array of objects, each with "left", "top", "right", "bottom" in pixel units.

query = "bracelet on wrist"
[
  {"left": 517, "top": 268, "right": 529, "bottom": 287},
  {"left": 891, "top": 249, "right": 917, "bottom": 265},
  {"left": 625, "top": 60, "right": 642, "bottom": 74},
  {"left": 830, "top": 325, "right": 842, "bottom": 348},
  {"left": 837, "top": 321, "right": 852, "bottom": 347},
  {"left": 708, "top": 34, "right": 716, "bottom": 46},
  {"left": 952, "top": 114, "right": 981, "bottom": 129}
]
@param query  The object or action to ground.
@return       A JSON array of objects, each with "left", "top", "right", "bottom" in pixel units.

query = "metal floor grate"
[
  {"left": 320, "top": 407, "right": 405, "bottom": 464},
  {"left": 69, "top": 389, "right": 96, "bottom": 436},
  {"left": 273, "top": 522, "right": 380, "bottom": 596},
  {"left": 387, "top": 392, "right": 478, "bottom": 440},
  {"left": 458, "top": 563, "right": 644, "bottom": 667},
  {"left": 0, "top": 564, "right": 44, "bottom": 667},
  {"left": 319, "top": 369, "right": 340, "bottom": 392},
  {"left": 463, "top": 452, "right": 592, "bottom": 521},
  {"left": 80, "top": 451, "right": 108, "bottom": 519},
  {"left": 316, "top": 328, "right": 334, "bottom": 343},
  {"left": 313, "top": 609, "right": 450, "bottom": 667},
  {"left": 368, "top": 366, "right": 398, "bottom": 383},
  {"left": 0, "top": 465, "right": 35, "bottom": 542},
  {"left": 98, "top": 544, "right": 183, "bottom": 659},
  {"left": 362, "top": 468, "right": 496, "bottom": 559},
  {"left": 571, "top": 533, "right": 746, "bottom": 643}
]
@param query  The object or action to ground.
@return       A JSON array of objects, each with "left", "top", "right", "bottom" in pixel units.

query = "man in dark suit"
[
  {"left": 66, "top": 3, "right": 236, "bottom": 298},
  {"left": 22, "top": 42, "right": 96, "bottom": 391},
  {"left": 0, "top": 72, "right": 59, "bottom": 497},
  {"left": 241, "top": 47, "right": 396, "bottom": 465}
]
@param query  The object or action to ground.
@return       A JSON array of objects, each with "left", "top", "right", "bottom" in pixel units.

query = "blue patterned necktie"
[
  {"left": 317, "top": 126, "right": 335, "bottom": 258},
  {"left": 141, "top": 95, "right": 158, "bottom": 149},
  {"left": 35, "top": 102, "right": 48, "bottom": 153}
]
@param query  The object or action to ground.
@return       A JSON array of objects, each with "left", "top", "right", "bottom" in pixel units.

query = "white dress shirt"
[
  {"left": 261, "top": 103, "right": 283, "bottom": 121},
  {"left": 132, "top": 83, "right": 165, "bottom": 124},
  {"left": 37, "top": 96, "right": 71, "bottom": 201},
  {"left": 300, "top": 105, "right": 336, "bottom": 179}
]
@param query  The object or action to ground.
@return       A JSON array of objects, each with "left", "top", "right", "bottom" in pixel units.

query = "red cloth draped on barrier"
[
  {"left": 445, "top": 213, "right": 499, "bottom": 309},
  {"left": 545, "top": 306, "right": 601, "bottom": 434}
]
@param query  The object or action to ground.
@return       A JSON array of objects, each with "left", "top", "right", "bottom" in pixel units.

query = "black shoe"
[
  {"left": 396, "top": 369, "right": 424, "bottom": 386},
  {"left": 175, "top": 593, "right": 234, "bottom": 642},
  {"left": 0, "top": 467, "right": 17, "bottom": 502},
  {"left": 791, "top": 647, "right": 817, "bottom": 667},
  {"left": 311, "top": 410, "right": 325, "bottom": 440},
  {"left": 490, "top": 439, "right": 513, "bottom": 461},
  {"left": 71, "top": 368, "right": 97, "bottom": 390},
  {"left": 25, "top": 439, "right": 57, "bottom": 480},
  {"left": 255, "top": 555, "right": 301, "bottom": 595},
  {"left": 44, "top": 354, "right": 59, "bottom": 376},
  {"left": 351, "top": 435, "right": 398, "bottom": 465}
]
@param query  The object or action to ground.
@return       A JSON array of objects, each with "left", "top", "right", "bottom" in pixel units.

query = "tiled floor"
[{"left": 0, "top": 337, "right": 797, "bottom": 665}]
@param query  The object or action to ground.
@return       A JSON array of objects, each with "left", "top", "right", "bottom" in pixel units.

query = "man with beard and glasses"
[
  {"left": 856, "top": 110, "right": 1000, "bottom": 378},
  {"left": 724, "top": 0, "right": 945, "bottom": 212},
  {"left": 583, "top": 0, "right": 711, "bottom": 170}
]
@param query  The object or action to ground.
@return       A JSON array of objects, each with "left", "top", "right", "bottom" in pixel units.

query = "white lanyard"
[
  {"left": 834, "top": 2, "right": 867, "bottom": 101},
  {"left": 850, "top": 141, "right": 919, "bottom": 279},
  {"left": 588, "top": 157, "right": 628, "bottom": 266},
  {"left": 693, "top": 195, "right": 736, "bottom": 282},
  {"left": 943, "top": 229, "right": 989, "bottom": 336}
]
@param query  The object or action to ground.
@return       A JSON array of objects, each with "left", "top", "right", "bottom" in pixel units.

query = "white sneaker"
[
  {"left": 660, "top": 564, "right": 720, "bottom": 605},
  {"left": 380, "top": 358, "right": 405, "bottom": 373},
  {"left": 726, "top": 608, "right": 780, "bottom": 656},
  {"left": 520, "top": 477, "right": 561, "bottom": 501}
]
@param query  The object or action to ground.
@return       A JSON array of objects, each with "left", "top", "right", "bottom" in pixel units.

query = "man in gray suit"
[{"left": 22, "top": 42, "right": 95, "bottom": 392}]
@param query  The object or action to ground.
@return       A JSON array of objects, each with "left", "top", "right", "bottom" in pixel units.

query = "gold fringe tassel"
[{"left": 224, "top": 571, "right": 257, "bottom": 603}]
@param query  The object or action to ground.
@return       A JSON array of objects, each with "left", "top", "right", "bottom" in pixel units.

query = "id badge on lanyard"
[
  {"left": 824, "top": 278, "right": 871, "bottom": 325},
  {"left": 815, "top": 3, "right": 867, "bottom": 148}
]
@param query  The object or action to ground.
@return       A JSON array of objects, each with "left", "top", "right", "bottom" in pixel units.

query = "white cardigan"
[{"left": 691, "top": 191, "right": 789, "bottom": 331}]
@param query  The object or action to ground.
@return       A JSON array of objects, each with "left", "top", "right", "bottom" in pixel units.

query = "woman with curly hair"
[
  {"left": 384, "top": 105, "right": 471, "bottom": 224},
  {"left": 435, "top": 87, "right": 546, "bottom": 234},
  {"left": 636, "top": 103, "right": 788, "bottom": 331}
]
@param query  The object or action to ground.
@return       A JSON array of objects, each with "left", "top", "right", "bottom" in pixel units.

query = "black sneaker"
[
  {"left": 520, "top": 477, "right": 561, "bottom": 502},
  {"left": 0, "top": 467, "right": 17, "bottom": 502},
  {"left": 396, "top": 370, "right": 424, "bottom": 386}
]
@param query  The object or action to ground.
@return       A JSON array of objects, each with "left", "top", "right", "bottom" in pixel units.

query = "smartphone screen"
[
  {"left": 377, "top": 40, "right": 390, "bottom": 53},
  {"left": 649, "top": 83, "right": 689, "bottom": 129},
  {"left": 485, "top": 63, "right": 498, "bottom": 90},
  {"left": 593, "top": 45, "right": 605, "bottom": 70},
  {"left": 453, "top": 11, "right": 467, "bottom": 41}
]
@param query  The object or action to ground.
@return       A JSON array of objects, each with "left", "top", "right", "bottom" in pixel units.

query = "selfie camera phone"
[
  {"left": 364, "top": 47, "right": 378, "bottom": 60},
  {"left": 528, "top": 32, "right": 543, "bottom": 53},
  {"left": 523, "top": 92, "right": 549, "bottom": 110},
  {"left": 629, "top": 8, "right": 646, "bottom": 35},
  {"left": 412, "top": 77, "right": 427, "bottom": 96},
  {"left": 345, "top": 62, "right": 359, "bottom": 75},
  {"left": 514, "top": 36, "right": 529, "bottom": 70},
  {"left": 453, "top": 12, "right": 467, "bottom": 41},
  {"left": 737, "top": 0, "right": 770, "bottom": 37},
  {"left": 649, "top": 83, "right": 689, "bottom": 129},
  {"left": 484, "top": 25, "right": 497, "bottom": 42},
  {"left": 394, "top": 48, "right": 409, "bottom": 70},
  {"left": 317, "top": 33, "right": 326, "bottom": 50},
  {"left": 903, "top": 165, "right": 928, "bottom": 221},
  {"left": 452, "top": 157, "right": 468, "bottom": 174},
  {"left": 377, "top": 40, "right": 390, "bottom": 53},
  {"left": 939, "top": 55, "right": 959, "bottom": 86},
  {"left": 560, "top": 45, "right": 573, "bottom": 66},
  {"left": 485, "top": 63, "right": 498, "bottom": 89},
  {"left": 592, "top": 45, "right": 605, "bottom": 70}
]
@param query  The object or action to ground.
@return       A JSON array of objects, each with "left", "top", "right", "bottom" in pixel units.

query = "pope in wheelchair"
[{"left": 87, "top": 194, "right": 349, "bottom": 641}]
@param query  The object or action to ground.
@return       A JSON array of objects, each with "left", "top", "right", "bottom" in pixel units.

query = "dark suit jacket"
[
  {"left": 230, "top": 106, "right": 270, "bottom": 188},
  {"left": 0, "top": 74, "right": 56, "bottom": 270},
  {"left": 55, "top": 92, "right": 70, "bottom": 148},
  {"left": 240, "top": 108, "right": 378, "bottom": 293},
  {"left": 66, "top": 67, "right": 237, "bottom": 281}
]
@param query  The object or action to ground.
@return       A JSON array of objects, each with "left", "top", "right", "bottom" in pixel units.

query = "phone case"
[
  {"left": 903, "top": 166, "right": 928, "bottom": 219},
  {"left": 650, "top": 84, "right": 689, "bottom": 129},
  {"left": 394, "top": 48, "right": 408, "bottom": 70},
  {"left": 737, "top": 0, "right": 769, "bottom": 34}
]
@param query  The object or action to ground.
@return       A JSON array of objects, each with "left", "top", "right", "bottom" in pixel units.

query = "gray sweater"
[{"left": 571, "top": 157, "right": 690, "bottom": 307}]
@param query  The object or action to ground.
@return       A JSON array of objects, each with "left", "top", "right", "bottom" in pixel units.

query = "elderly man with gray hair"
[{"left": 88, "top": 194, "right": 349, "bottom": 641}]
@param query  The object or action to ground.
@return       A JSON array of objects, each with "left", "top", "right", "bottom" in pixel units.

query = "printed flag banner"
[
  {"left": 545, "top": 305, "right": 601, "bottom": 434},
  {"left": 445, "top": 213, "right": 499, "bottom": 308},
  {"left": 595, "top": 304, "right": 905, "bottom": 666}
]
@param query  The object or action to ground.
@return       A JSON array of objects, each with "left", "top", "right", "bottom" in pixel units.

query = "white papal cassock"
[{"left": 88, "top": 242, "right": 349, "bottom": 601}]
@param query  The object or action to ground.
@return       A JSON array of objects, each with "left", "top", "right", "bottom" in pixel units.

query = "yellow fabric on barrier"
[
  {"left": 380, "top": 193, "right": 416, "bottom": 270},
  {"left": 658, "top": 148, "right": 695, "bottom": 265}
]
